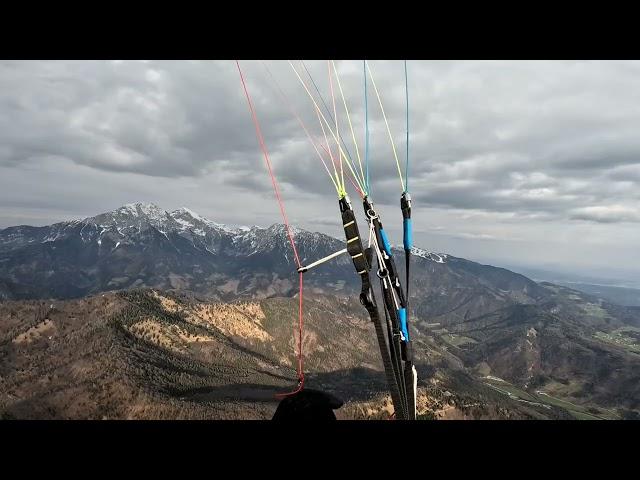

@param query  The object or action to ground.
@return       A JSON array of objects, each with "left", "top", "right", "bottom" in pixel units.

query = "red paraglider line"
[{"left": 236, "top": 60, "right": 304, "bottom": 396}]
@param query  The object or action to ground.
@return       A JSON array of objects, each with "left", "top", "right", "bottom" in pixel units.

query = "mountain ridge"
[
  {"left": 2, "top": 203, "right": 640, "bottom": 419},
  {"left": 0, "top": 202, "right": 447, "bottom": 257},
  {"left": 0, "top": 202, "right": 461, "bottom": 301}
]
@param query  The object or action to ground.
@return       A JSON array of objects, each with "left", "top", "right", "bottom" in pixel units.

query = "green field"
[
  {"left": 594, "top": 326, "right": 640, "bottom": 354},
  {"left": 580, "top": 302, "right": 612, "bottom": 320},
  {"left": 482, "top": 376, "right": 619, "bottom": 420},
  {"left": 534, "top": 391, "right": 619, "bottom": 420},
  {"left": 441, "top": 333, "right": 477, "bottom": 347},
  {"left": 483, "top": 377, "right": 540, "bottom": 403}
]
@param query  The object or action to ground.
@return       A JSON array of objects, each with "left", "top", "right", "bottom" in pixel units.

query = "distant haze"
[{"left": 0, "top": 60, "right": 638, "bottom": 278}]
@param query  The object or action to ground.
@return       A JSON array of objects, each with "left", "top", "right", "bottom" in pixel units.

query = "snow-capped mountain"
[
  {"left": 0, "top": 203, "right": 356, "bottom": 299},
  {"left": 0, "top": 202, "right": 347, "bottom": 258},
  {"left": 0, "top": 203, "right": 546, "bottom": 318}
]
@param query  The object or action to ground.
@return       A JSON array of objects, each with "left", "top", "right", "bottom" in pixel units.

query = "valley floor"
[{"left": 1, "top": 289, "right": 638, "bottom": 420}]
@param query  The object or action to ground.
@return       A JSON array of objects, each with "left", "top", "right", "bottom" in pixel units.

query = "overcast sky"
[{"left": 0, "top": 60, "right": 638, "bottom": 278}]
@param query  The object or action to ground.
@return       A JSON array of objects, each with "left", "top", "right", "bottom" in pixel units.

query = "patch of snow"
[
  {"left": 42, "top": 233, "right": 62, "bottom": 243},
  {"left": 79, "top": 222, "right": 90, "bottom": 242},
  {"left": 174, "top": 217, "right": 194, "bottom": 229},
  {"left": 120, "top": 203, "right": 141, "bottom": 216},
  {"left": 170, "top": 207, "right": 238, "bottom": 234},
  {"left": 176, "top": 207, "right": 206, "bottom": 222},
  {"left": 114, "top": 203, "right": 167, "bottom": 225},
  {"left": 411, "top": 247, "right": 448, "bottom": 263}
]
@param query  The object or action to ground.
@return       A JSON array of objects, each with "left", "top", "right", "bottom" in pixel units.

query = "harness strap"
[
  {"left": 364, "top": 195, "right": 416, "bottom": 419},
  {"left": 380, "top": 276, "right": 409, "bottom": 419},
  {"left": 338, "top": 195, "right": 407, "bottom": 419}
]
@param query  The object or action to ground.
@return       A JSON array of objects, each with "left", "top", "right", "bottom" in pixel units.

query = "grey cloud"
[
  {"left": 1, "top": 60, "right": 639, "bottom": 274},
  {"left": 569, "top": 206, "right": 640, "bottom": 224}
]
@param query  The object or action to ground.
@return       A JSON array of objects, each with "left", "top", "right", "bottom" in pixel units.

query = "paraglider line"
[{"left": 236, "top": 60, "right": 304, "bottom": 396}]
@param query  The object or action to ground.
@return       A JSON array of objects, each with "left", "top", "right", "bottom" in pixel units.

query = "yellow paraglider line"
[
  {"left": 289, "top": 60, "right": 366, "bottom": 197},
  {"left": 314, "top": 102, "right": 344, "bottom": 196},
  {"left": 331, "top": 60, "right": 366, "bottom": 191},
  {"left": 327, "top": 60, "right": 344, "bottom": 194},
  {"left": 260, "top": 62, "right": 341, "bottom": 197},
  {"left": 365, "top": 60, "right": 406, "bottom": 193}
]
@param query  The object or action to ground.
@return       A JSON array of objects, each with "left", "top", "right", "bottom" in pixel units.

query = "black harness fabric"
[
  {"left": 336, "top": 196, "right": 414, "bottom": 420},
  {"left": 360, "top": 273, "right": 406, "bottom": 420},
  {"left": 272, "top": 389, "right": 344, "bottom": 421},
  {"left": 364, "top": 195, "right": 414, "bottom": 419}
]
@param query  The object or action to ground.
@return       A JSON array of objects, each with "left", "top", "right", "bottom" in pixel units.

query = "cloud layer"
[{"left": 0, "top": 60, "right": 638, "bottom": 275}]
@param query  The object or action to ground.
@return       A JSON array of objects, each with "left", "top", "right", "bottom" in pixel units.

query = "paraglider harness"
[
  {"left": 237, "top": 59, "right": 417, "bottom": 420},
  {"left": 343, "top": 194, "right": 416, "bottom": 420},
  {"left": 294, "top": 194, "right": 416, "bottom": 420}
]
